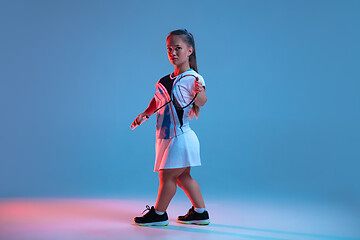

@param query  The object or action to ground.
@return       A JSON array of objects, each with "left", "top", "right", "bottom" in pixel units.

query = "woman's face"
[{"left": 166, "top": 35, "right": 193, "bottom": 67}]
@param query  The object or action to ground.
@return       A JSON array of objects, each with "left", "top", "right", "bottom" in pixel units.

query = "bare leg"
[
  {"left": 155, "top": 167, "right": 187, "bottom": 212},
  {"left": 176, "top": 167, "right": 205, "bottom": 208}
]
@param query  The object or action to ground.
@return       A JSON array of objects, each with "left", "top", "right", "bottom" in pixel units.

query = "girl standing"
[{"left": 132, "top": 29, "right": 209, "bottom": 226}]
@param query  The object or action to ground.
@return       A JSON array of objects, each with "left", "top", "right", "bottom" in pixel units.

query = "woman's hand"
[
  {"left": 130, "top": 112, "right": 149, "bottom": 130},
  {"left": 194, "top": 80, "right": 207, "bottom": 107},
  {"left": 195, "top": 81, "right": 205, "bottom": 94},
  {"left": 130, "top": 97, "right": 156, "bottom": 130},
  {"left": 132, "top": 112, "right": 149, "bottom": 126}
]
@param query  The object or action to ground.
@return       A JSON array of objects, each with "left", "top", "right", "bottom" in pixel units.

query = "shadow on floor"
[{"left": 139, "top": 223, "right": 358, "bottom": 240}]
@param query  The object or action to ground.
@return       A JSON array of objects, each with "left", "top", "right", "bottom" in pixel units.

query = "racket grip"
[{"left": 130, "top": 115, "right": 149, "bottom": 130}]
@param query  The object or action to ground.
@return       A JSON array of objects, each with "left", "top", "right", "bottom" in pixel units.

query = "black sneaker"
[
  {"left": 133, "top": 205, "right": 169, "bottom": 226},
  {"left": 177, "top": 206, "right": 210, "bottom": 225}
]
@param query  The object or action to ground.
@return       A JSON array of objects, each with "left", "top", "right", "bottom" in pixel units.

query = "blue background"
[{"left": 1, "top": 0, "right": 359, "bottom": 206}]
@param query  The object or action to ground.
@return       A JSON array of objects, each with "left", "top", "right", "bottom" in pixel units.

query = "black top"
[{"left": 159, "top": 74, "right": 174, "bottom": 96}]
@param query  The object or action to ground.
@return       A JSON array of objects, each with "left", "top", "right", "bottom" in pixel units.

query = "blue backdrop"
[{"left": 1, "top": 0, "right": 359, "bottom": 206}]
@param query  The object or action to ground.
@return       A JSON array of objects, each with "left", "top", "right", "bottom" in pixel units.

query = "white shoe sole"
[
  {"left": 134, "top": 219, "right": 169, "bottom": 226},
  {"left": 177, "top": 219, "right": 210, "bottom": 225}
]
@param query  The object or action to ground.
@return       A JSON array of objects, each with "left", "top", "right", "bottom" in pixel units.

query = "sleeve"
[
  {"left": 154, "top": 82, "right": 162, "bottom": 109},
  {"left": 154, "top": 81, "right": 170, "bottom": 110},
  {"left": 172, "top": 74, "right": 206, "bottom": 108},
  {"left": 182, "top": 74, "right": 206, "bottom": 97},
  {"left": 173, "top": 75, "right": 200, "bottom": 107}
]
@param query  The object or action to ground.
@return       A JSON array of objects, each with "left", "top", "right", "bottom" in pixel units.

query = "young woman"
[{"left": 132, "top": 29, "right": 209, "bottom": 226}]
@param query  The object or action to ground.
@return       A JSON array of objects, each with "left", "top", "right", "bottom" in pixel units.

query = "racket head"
[{"left": 171, "top": 74, "right": 198, "bottom": 110}]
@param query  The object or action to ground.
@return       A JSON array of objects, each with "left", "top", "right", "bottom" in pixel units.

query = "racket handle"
[{"left": 130, "top": 115, "right": 149, "bottom": 130}]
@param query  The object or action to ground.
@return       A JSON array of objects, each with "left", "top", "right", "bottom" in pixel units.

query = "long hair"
[{"left": 167, "top": 29, "right": 200, "bottom": 119}]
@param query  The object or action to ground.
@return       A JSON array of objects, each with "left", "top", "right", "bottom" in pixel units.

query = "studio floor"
[{"left": 0, "top": 196, "right": 359, "bottom": 240}]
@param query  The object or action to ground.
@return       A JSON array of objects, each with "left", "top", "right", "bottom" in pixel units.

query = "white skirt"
[{"left": 154, "top": 129, "right": 201, "bottom": 172}]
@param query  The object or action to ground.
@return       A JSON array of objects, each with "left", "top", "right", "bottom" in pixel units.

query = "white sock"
[
  {"left": 155, "top": 209, "right": 165, "bottom": 215},
  {"left": 194, "top": 207, "right": 206, "bottom": 214}
]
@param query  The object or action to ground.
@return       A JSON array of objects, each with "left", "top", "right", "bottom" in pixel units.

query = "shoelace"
[{"left": 142, "top": 205, "right": 151, "bottom": 215}]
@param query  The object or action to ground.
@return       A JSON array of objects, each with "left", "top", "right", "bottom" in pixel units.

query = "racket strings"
[
  {"left": 171, "top": 74, "right": 198, "bottom": 110},
  {"left": 153, "top": 74, "right": 198, "bottom": 114}
]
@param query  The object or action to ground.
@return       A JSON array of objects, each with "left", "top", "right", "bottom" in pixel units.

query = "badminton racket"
[{"left": 130, "top": 74, "right": 199, "bottom": 130}]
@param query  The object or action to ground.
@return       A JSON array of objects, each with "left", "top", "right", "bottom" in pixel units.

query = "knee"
[
  {"left": 176, "top": 178, "right": 183, "bottom": 188},
  {"left": 160, "top": 173, "right": 178, "bottom": 185},
  {"left": 176, "top": 173, "right": 192, "bottom": 188}
]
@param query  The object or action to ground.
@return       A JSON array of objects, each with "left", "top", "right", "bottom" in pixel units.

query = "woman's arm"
[
  {"left": 143, "top": 97, "right": 157, "bottom": 116},
  {"left": 194, "top": 81, "right": 207, "bottom": 107},
  {"left": 133, "top": 97, "right": 157, "bottom": 125}
]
